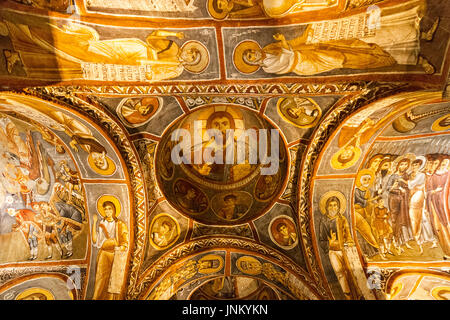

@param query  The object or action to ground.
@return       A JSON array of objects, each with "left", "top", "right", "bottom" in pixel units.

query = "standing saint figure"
[
  {"left": 91, "top": 195, "right": 128, "bottom": 300},
  {"left": 318, "top": 191, "right": 360, "bottom": 300}
]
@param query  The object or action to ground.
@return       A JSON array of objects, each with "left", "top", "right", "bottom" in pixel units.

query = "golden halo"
[
  {"left": 88, "top": 153, "right": 116, "bottom": 176},
  {"left": 198, "top": 254, "right": 224, "bottom": 274},
  {"left": 276, "top": 97, "right": 322, "bottom": 128},
  {"left": 149, "top": 213, "right": 180, "bottom": 250},
  {"left": 97, "top": 195, "right": 122, "bottom": 218},
  {"left": 207, "top": 0, "right": 229, "bottom": 19},
  {"left": 233, "top": 40, "right": 261, "bottom": 74},
  {"left": 236, "top": 256, "right": 262, "bottom": 275},
  {"left": 355, "top": 169, "right": 375, "bottom": 188},
  {"left": 431, "top": 286, "right": 450, "bottom": 300},
  {"left": 330, "top": 146, "right": 362, "bottom": 170},
  {"left": 431, "top": 114, "right": 450, "bottom": 132},
  {"left": 16, "top": 288, "right": 54, "bottom": 300},
  {"left": 181, "top": 41, "right": 210, "bottom": 74},
  {"left": 319, "top": 190, "right": 347, "bottom": 216}
]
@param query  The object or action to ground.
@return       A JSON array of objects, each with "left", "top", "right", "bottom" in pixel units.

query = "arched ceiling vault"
[{"left": 0, "top": 0, "right": 448, "bottom": 301}]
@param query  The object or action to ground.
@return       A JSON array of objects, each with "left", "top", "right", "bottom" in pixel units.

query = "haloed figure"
[
  {"left": 236, "top": 1, "right": 438, "bottom": 76},
  {"left": 92, "top": 199, "right": 128, "bottom": 300},
  {"left": 207, "top": 0, "right": 265, "bottom": 19},
  {"left": 277, "top": 223, "right": 297, "bottom": 246},
  {"left": 91, "top": 151, "right": 108, "bottom": 171},
  {"left": 278, "top": 97, "right": 321, "bottom": 128},
  {"left": 120, "top": 97, "right": 160, "bottom": 125},
  {"left": 217, "top": 194, "right": 248, "bottom": 220},
  {"left": 152, "top": 221, "right": 175, "bottom": 248},
  {"left": 319, "top": 195, "right": 358, "bottom": 300}
]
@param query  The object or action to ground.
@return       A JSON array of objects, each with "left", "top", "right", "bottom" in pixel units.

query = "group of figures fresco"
[
  {"left": 314, "top": 95, "right": 450, "bottom": 300},
  {"left": 0, "top": 112, "right": 86, "bottom": 262},
  {"left": 354, "top": 152, "right": 449, "bottom": 261},
  {"left": 0, "top": 0, "right": 443, "bottom": 81},
  {"left": 0, "top": 95, "right": 130, "bottom": 300}
]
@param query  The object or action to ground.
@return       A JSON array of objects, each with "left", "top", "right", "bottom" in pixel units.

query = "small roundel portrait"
[
  {"left": 149, "top": 213, "right": 180, "bottom": 250},
  {"left": 277, "top": 97, "right": 322, "bottom": 128},
  {"left": 236, "top": 256, "right": 262, "bottom": 275},
  {"left": 431, "top": 114, "right": 450, "bottom": 132},
  {"left": 88, "top": 151, "right": 116, "bottom": 176},
  {"left": 212, "top": 192, "right": 252, "bottom": 221},
  {"left": 15, "top": 288, "right": 55, "bottom": 300},
  {"left": 117, "top": 97, "right": 162, "bottom": 128},
  {"left": 330, "top": 145, "right": 362, "bottom": 170},
  {"left": 173, "top": 179, "right": 209, "bottom": 215},
  {"left": 254, "top": 171, "right": 280, "bottom": 201},
  {"left": 197, "top": 254, "right": 224, "bottom": 274},
  {"left": 269, "top": 215, "right": 298, "bottom": 249}
]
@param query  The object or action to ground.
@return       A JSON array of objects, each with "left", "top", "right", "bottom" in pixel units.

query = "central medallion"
[{"left": 155, "top": 104, "right": 288, "bottom": 225}]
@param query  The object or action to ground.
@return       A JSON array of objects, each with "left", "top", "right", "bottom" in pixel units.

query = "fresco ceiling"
[{"left": 0, "top": 0, "right": 448, "bottom": 300}]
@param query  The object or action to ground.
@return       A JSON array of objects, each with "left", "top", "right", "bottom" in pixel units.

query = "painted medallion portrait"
[
  {"left": 180, "top": 106, "right": 260, "bottom": 184},
  {"left": 117, "top": 97, "right": 162, "bottom": 128},
  {"left": 155, "top": 104, "right": 288, "bottom": 226},
  {"left": 197, "top": 254, "right": 224, "bottom": 274},
  {"left": 254, "top": 170, "right": 281, "bottom": 201},
  {"left": 173, "top": 179, "right": 209, "bottom": 215},
  {"left": 236, "top": 255, "right": 262, "bottom": 275},
  {"left": 211, "top": 192, "right": 252, "bottom": 221},
  {"left": 15, "top": 287, "right": 55, "bottom": 300},
  {"left": 149, "top": 213, "right": 180, "bottom": 250},
  {"left": 0, "top": 276, "right": 76, "bottom": 300},
  {"left": 277, "top": 97, "right": 322, "bottom": 128},
  {"left": 269, "top": 215, "right": 298, "bottom": 249}
]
